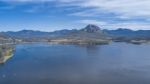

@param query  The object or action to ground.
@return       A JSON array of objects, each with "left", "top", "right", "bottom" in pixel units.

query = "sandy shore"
[{"left": 0, "top": 54, "right": 13, "bottom": 64}]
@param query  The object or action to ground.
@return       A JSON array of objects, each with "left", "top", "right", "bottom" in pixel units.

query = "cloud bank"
[{"left": 1, "top": 0, "right": 150, "bottom": 30}]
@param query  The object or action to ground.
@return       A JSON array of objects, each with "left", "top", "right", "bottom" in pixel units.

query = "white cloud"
[
  {"left": 57, "top": 0, "right": 150, "bottom": 30},
  {"left": 3, "top": 0, "right": 150, "bottom": 18},
  {"left": 69, "top": 11, "right": 98, "bottom": 17},
  {"left": 2, "top": 0, "right": 150, "bottom": 30},
  {"left": 79, "top": 19, "right": 107, "bottom": 25},
  {"left": 56, "top": 0, "right": 150, "bottom": 19},
  {"left": 1, "top": 0, "right": 53, "bottom": 2},
  {"left": 61, "top": 0, "right": 150, "bottom": 30}
]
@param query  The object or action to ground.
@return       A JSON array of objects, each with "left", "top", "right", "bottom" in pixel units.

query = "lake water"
[{"left": 0, "top": 42, "right": 150, "bottom": 84}]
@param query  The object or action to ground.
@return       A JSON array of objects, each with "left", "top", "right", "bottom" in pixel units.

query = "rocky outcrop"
[
  {"left": 50, "top": 24, "right": 111, "bottom": 45},
  {"left": 81, "top": 24, "right": 102, "bottom": 33}
]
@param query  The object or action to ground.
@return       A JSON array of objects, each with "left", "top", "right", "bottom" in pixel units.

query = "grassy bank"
[{"left": 0, "top": 45, "right": 14, "bottom": 64}]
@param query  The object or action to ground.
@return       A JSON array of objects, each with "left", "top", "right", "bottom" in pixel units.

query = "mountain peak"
[
  {"left": 81, "top": 24, "right": 101, "bottom": 33},
  {"left": 19, "top": 30, "right": 38, "bottom": 33}
]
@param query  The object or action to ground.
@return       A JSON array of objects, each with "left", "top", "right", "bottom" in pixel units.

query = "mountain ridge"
[{"left": 2, "top": 24, "right": 150, "bottom": 44}]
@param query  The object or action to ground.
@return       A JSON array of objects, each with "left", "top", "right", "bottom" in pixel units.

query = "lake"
[{"left": 0, "top": 42, "right": 150, "bottom": 84}]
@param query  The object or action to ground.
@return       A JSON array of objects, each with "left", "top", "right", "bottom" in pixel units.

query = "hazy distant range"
[{"left": 1, "top": 24, "right": 150, "bottom": 44}]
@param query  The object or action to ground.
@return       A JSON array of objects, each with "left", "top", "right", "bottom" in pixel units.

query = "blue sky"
[{"left": 0, "top": 0, "right": 150, "bottom": 31}]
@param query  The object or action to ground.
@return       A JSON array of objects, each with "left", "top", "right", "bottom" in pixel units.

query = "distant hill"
[
  {"left": 3, "top": 24, "right": 106, "bottom": 39},
  {"left": 0, "top": 33, "right": 9, "bottom": 39},
  {"left": 4, "top": 29, "right": 78, "bottom": 39},
  {"left": 2, "top": 24, "right": 110, "bottom": 44},
  {"left": 49, "top": 24, "right": 110, "bottom": 44},
  {"left": 104, "top": 28, "right": 150, "bottom": 40},
  {"left": 61, "top": 24, "right": 108, "bottom": 39},
  {"left": 0, "top": 33, "right": 14, "bottom": 44},
  {"left": 3, "top": 25, "right": 150, "bottom": 43},
  {"left": 4, "top": 30, "right": 51, "bottom": 38},
  {"left": 81, "top": 24, "right": 102, "bottom": 33}
]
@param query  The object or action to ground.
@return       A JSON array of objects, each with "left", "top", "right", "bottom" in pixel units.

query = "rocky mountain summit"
[
  {"left": 50, "top": 24, "right": 110, "bottom": 45},
  {"left": 2, "top": 24, "right": 150, "bottom": 45},
  {"left": 1, "top": 24, "right": 110, "bottom": 44},
  {"left": 81, "top": 24, "right": 102, "bottom": 33}
]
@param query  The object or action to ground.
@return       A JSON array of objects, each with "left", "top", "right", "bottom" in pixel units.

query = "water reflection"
[{"left": 0, "top": 43, "right": 150, "bottom": 84}]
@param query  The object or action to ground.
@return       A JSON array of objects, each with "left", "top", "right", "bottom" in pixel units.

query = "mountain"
[
  {"left": 4, "top": 24, "right": 150, "bottom": 44},
  {"left": 0, "top": 33, "right": 14, "bottom": 44},
  {"left": 81, "top": 24, "right": 102, "bottom": 33},
  {"left": 64, "top": 24, "right": 107, "bottom": 39},
  {"left": 104, "top": 28, "right": 150, "bottom": 42},
  {"left": 49, "top": 24, "right": 110, "bottom": 44},
  {"left": 3, "top": 24, "right": 110, "bottom": 44},
  {"left": 4, "top": 30, "right": 51, "bottom": 38},
  {"left": 4, "top": 29, "right": 79, "bottom": 39},
  {"left": 0, "top": 33, "right": 9, "bottom": 39},
  {"left": 3, "top": 24, "right": 106, "bottom": 39},
  {"left": 104, "top": 28, "right": 150, "bottom": 38}
]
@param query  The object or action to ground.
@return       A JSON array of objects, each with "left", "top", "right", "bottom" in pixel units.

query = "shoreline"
[
  {"left": 19, "top": 40, "right": 150, "bottom": 45},
  {"left": 0, "top": 41, "right": 150, "bottom": 64},
  {"left": 0, "top": 54, "right": 13, "bottom": 64},
  {"left": 0, "top": 54, "right": 14, "bottom": 64},
  {"left": 3, "top": 54, "right": 13, "bottom": 63}
]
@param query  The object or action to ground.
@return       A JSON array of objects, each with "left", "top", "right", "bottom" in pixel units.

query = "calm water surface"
[{"left": 0, "top": 42, "right": 150, "bottom": 84}]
